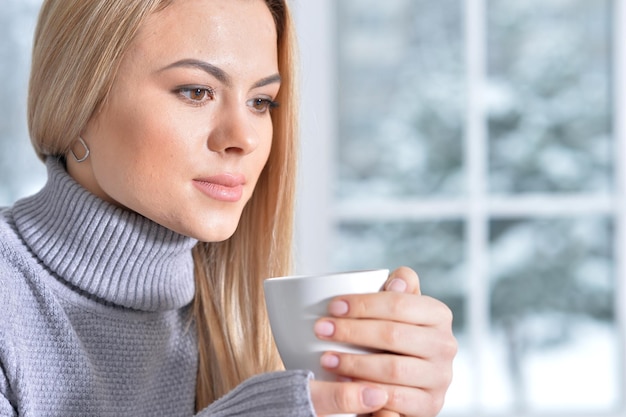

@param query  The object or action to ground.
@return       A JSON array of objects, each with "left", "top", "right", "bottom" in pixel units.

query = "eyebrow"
[
  {"left": 252, "top": 73, "right": 282, "bottom": 89},
  {"left": 159, "top": 59, "right": 281, "bottom": 89}
]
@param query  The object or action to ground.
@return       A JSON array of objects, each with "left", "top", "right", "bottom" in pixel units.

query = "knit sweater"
[{"left": 0, "top": 157, "right": 315, "bottom": 417}]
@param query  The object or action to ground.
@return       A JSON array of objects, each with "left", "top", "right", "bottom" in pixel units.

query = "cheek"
[
  {"left": 249, "top": 126, "right": 273, "bottom": 188},
  {"left": 123, "top": 95, "right": 193, "bottom": 157},
  {"left": 260, "top": 120, "right": 274, "bottom": 163},
  {"left": 91, "top": 104, "right": 187, "bottom": 200}
]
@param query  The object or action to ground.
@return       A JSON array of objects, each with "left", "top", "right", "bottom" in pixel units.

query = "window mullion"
[
  {"left": 335, "top": 194, "right": 615, "bottom": 221},
  {"left": 613, "top": 0, "right": 626, "bottom": 409},
  {"left": 293, "top": 0, "right": 337, "bottom": 274},
  {"left": 464, "top": 0, "right": 489, "bottom": 411}
]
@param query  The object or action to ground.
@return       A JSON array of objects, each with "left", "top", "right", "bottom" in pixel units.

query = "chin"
[
  {"left": 190, "top": 222, "right": 240, "bottom": 243},
  {"left": 200, "top": 232, "right": 236, "bottom": 243},
  {"left": 163, "top": 208, "right": 244, "bottom": 242}
]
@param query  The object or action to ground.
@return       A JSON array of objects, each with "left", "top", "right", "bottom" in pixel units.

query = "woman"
[{"left": 0, "top": 0, "right": 456, "bottom": 416}]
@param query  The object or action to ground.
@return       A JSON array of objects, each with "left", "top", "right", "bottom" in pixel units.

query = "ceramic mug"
[{"left": 264, "top": 269, "right": 390, "bottom": 417}]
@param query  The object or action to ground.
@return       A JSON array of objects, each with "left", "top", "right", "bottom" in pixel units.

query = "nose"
[{"left": 207, "top": 106, "right": 259, "bottom": 155}]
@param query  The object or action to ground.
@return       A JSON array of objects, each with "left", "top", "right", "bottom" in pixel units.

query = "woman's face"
[{"left": 70, "top": 0, "right": 279, "bottom": 242}]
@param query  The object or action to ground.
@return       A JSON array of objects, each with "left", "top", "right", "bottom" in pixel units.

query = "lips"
[{"left": 193, "top": 174, "right": 246, "bottom": 202}]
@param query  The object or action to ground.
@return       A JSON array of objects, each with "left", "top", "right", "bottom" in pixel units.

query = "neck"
[{"left": 12, "top": 157, "right": 198, "bottom": 312}]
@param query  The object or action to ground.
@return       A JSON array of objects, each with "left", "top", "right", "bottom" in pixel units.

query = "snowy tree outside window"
[{"left": 295, "top": 0, "right": 626, "bottom": 416}]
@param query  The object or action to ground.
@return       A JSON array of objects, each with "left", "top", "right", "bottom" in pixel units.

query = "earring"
[{"left": 70, "top": 136, "right": 90, "bottom": 163}]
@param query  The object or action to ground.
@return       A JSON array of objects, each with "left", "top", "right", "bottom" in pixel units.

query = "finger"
[
  {"left": 320, "top": 351, "right": 454, "bottom": 391},
  {"left": 315, "top": 317, "right": 457, "bottom": 357},
  {"left": 327, "top": 293, "right": 454, "bottom": 328},
  {"left": 309, "top": 380, "right": 388, "bottom": 416},
  {"left": 385, "top": 266, "right": 420, "bottom": 295}
]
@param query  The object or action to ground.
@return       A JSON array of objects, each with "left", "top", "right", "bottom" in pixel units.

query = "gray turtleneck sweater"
[{"left": 0, "top": 158, "right": 315, "bottom": 417}]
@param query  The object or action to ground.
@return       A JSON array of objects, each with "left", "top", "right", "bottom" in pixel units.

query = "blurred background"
[{"left": 1, "top": 0, "right": 624, "bottom": 416}]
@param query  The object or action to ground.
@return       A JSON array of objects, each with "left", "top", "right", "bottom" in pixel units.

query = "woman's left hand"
[{"left": 313, "top": 266, "right": 457, "bottom": 417}]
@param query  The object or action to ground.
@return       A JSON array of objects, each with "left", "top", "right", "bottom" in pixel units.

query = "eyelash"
[
  {"left": 176, "top": 86, "right": 215, "bottom": 105},
  {"left": 247, "top": 97, "right": 280, "bottom": 114},
  {"left": 175, "top": 86, "right": 279, "bottom": 114}
]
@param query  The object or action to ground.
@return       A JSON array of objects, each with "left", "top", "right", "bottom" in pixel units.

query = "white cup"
[{"left": 264, "top": 269, "right": 389, "bottom": 417}]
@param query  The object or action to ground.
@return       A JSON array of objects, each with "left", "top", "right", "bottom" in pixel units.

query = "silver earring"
[{"left": 70, "top": 136, "right": 90, "bottom": 163}]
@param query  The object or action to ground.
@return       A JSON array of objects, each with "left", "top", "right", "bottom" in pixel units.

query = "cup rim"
[{"left": 264, "top": 268, "right": 389, "bottom": 282}]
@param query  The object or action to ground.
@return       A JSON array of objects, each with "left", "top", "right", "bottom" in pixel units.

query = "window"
[
  {"left": 294, "top": 0, "right": 625, "bottom": 415},
  {"left": 0, "top": 0, "right": 46, "bottom": 206}
]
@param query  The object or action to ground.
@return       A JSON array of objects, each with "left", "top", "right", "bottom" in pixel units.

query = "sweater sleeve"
[
  {"left": 0, "top": 236, "right": 17, "bottom": 417},
  {"left": 196, "top": 370, "right": 316, "bottom": 417},
  {"left": 0, "top": 272, "right": 17, "bottom": 417},
  {"left": 0, "top": 368, "right": 17, "bottom": 417}
]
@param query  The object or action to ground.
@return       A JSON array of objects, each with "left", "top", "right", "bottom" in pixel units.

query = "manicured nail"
[
  {"left": 320, "top": 353, "right": 340, "bottom": 368},
  {"left": 387, "top": 278, "right": 407, "bottom": 293},
  {"left": 329, "top": 300, "right": 349, "bottom": 316},
  {"left": 362, "top": 387, "right": 388, "bottom": 408},
  {"left": 314, "top": 320, "right": 335, "bottom": 337}
]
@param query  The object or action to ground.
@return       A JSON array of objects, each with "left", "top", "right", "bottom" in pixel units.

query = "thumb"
[
  {"left": 385, "top": 266, "right": 421, "bottom": 295},
  {"left": 309, "top": 380, "right": 388, "bottom": 416}
]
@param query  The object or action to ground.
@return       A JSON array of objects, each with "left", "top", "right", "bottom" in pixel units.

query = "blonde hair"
[{"left": 28, "top": 0, "right": 299, "bottom": 410}]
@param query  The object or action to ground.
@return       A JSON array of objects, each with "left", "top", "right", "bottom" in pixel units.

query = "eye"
[
  {"left": 247, "top": 97, "right": 279, "bottom": 114},
  {"left": 177, "top": 86, "right": 214, "bottom": 104}
]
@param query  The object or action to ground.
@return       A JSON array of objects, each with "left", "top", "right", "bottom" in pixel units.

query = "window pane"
[
  {"left": 333, "top": 220, "right": 465, "bottom": 301},
  {"left": 337, "top": 0, "right": 464, "bottom": 199},
  {"left": 0, "top": 0, "right": 46, "bottom": 205},
  {"left": 487, "top": 0, "right": 613, "bottom": 194},
  {"left": 488, "top": 217, "right": 618, "bottom": 412}
]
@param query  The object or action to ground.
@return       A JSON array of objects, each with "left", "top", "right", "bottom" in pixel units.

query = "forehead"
[{"left": 128, "top": 0, "right": 278, "bottom": 74}]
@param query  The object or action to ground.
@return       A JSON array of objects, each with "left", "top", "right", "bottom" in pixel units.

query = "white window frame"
[
  {"left": 293, "top": 0, "right": 626, "bottom": 415},
  {"left": 614, "top": 0, "right": 626, "bottom": 405}
]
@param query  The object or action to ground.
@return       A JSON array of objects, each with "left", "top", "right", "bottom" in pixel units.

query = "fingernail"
[
  {"left": 314, "top": 320, "right": 335, "bottom": 337},
  {"left": 329, "top": 300, "right": 349, "bottom": 316},
  {"left": 362, "top": 387, "right": 388, "bottom": 408},
  {"left": 320, "top": 353, "right": 340, "bottom": 368},
  {"left": 387, "top": 278, "right": 407, "bottom": 293}
]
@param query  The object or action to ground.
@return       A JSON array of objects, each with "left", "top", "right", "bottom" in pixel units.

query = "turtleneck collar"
[{"left": 12, "top": 157, "right": 198, "bottom": 312}]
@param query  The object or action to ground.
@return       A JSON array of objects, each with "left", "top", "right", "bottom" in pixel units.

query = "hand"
[{"left": 310, "top": 267, "right": 457, "bottom": 417}]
